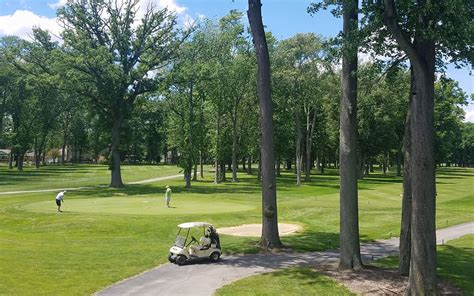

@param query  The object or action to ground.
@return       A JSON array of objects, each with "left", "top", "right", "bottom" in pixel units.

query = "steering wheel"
[{"left": 191, "top": 236, "right": 198, "bottom": 243}]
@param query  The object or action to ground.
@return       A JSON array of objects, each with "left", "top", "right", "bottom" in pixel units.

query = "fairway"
[
  {"left": 21, "top": 196, "right": 255, "bottom": 215},
  {"left": 0, "top": 166, "right": 472, "bottom": 295}
]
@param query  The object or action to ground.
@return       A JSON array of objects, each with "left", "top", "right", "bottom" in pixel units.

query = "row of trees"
[
  {"left": 303, "top": 0, "right": 473, "bottom": 294},
  {"left": 0, "top": 0, "right": 472, "bottom": 294},
  {"left": 0, "top": 3, "right": 470, "bottom": 179}
]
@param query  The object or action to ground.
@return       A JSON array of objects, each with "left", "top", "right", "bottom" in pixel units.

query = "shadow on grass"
[
  {"left": 282, "top": 230, "right": 340, "bottom": 252},
  {"left": 373, "top": 242, "right": 473, "bottom": 294},
  {"left": 437, "top": 244, "right": 474, "bottom": 293}
]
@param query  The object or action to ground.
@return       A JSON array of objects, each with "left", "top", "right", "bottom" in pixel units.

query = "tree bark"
[
  {"left": 339, "top": 0, "right": 362, "bottom": 270},
  {"left": 214, "top": 110, "right": 222, "bottom": 183},
  {"left": 193, "top": 162, "right": 197, "bottom": 181},
  {"left": 61, "top": 142, "right": 66, "bottom": 165},
  {"left": 17, "top": 152, "right": 24, "bottom": 171},
  {"left": 304, "top": 105, "right": 317, "bottom": 181},
  {"left": 382, "top": 1, "right": 437, "bottom": 292},
  {"left": 407, "top": 48, "right": 437, "bottom": 295},
  {"left": 8, "top": 150, "right": 14, "bottom": 169},
  {"left": 399, "top": 68, "right": 414, "bottom": 276},
  {"left": 247, "top": 155, "right": 252, "bottom": 174},
  {"left": 295, "top": 109, "right": 302, "bottom": 185},
  {"left": 200, "top": 150, "right": 204, "bottom": 178},
  {"left": 220, "top": 161, "right": 226, "bottom": 182},
  {"left": 231, "top": 104, "right": 239, "bottom": 182},
  {"left": 248, "top": 0, "right": 282, "bottom": 249},
  {"left": 109, "top": 111, "right": 124, "bottom": 188}
]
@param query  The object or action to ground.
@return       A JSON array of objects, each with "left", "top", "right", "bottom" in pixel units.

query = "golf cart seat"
[{"left": 198, "top": 236, "right": 211, "bottom": 250}]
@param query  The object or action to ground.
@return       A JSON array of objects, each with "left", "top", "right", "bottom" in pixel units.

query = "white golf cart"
[{"left": 168, "top": 222, "right": 221, "bottom": 266}]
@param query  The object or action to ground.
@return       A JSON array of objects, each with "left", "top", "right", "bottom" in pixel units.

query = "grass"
[
  {"left": 0, "top": 164, "right": 180, "bottom": 192},
  {"left": 215, "top": 235, "right": 474, "bottom": 295},
  {"left": 214, "top": 267, "right": 355, "bottom": 296},
  {"left": 0, "top": 165, "right": 472, "bottom": 295},
  {"left": 373, "top": 234, "right": 474, "bottom": 294}
]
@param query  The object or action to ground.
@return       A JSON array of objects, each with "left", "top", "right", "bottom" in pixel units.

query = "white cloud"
[
  {"left": 48, "top": 0, "right": 187, "bottom": 15},
  {"left": 152, "top": 0, "right": 186, "bottom": 14},
  {"left": 0, "top": 1, "right": 187, "bottom": 41},
  {"left": 48, "top": 0, "right": 67, "bottom": 10},
  {"left": 0, "top": 10, "right": 61, "bottom": 40},
  {"left": 464, "top": 106, "right": 474, "bottom": 123}
]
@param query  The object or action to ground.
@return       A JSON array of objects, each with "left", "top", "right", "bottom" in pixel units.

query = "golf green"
[{"left": 21, "top": 197, "right": 255, "bottom": 215}]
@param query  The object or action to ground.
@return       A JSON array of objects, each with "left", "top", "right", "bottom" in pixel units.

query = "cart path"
[
  {"left": 95, "top": 222, "right": 474, "bottom": 296},
  {"left": 0, "top": 174, "right": 182, "bottom": 195}
]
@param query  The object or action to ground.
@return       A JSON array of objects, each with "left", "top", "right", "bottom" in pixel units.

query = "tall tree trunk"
[
  {"left": 382, "top": 1, "right": 437, "bottom": 292},
  {"left": 214, "top": 111, "right": 222, "bottom": 183},
  {"left": 109, "top": 112, "right": 124, "bottom": 188},
  {"left": 304, "top": 105, "right": 317, "bottom": 181},
  {"left": 214, "top": 158, "right": 220, "bottom": 183},
  {"left": 17, "top": 152, "right": 24, "bottom": 171},
  {"left": 185, "top": 171, "right": 191, "bottom": 189},
  {"left": 220, "top": 161, "right": 226, "bottom": 182},
  {"left": 34, "top": 137, "right": 41, "bottom": 169},
  {"left": 339, "top": 0, "right": 362, "bottom": 270},
  {"left": 200, "top": 150, "right": 204, "bottom": 179},
  {"left": 193, "top": 162, "right": 197, "bottom": 181},
  {"left": 407, "top": 47, "right": 437, "bottom": 295},
  {"left": 242, "top": 157, "right": 246, "bottom": 171},
  {"left": 248, "top": 0, "right": 282, "bottom": 249},
  {"left": 396, "top": 146, "right": 402, "bottom": 177},
  {"left": 247, "top": 155, "right": 252, "bottom": 174},
  {"left": 9, "top": 149, "right": 14, "bottom": 169},
  {"left": 61, "top": 142, "right": 66, "bottom": 165},
  {"left": 399, "top": 68, "right": 414, "bottom": 276},
  {"left": 295, "top": 109, "right": 302, "bottom": 185},
  {"left": 321, "top": 155, "right": 325, "bottom": 174},
  {"left": 231, "top": 108, "right": 239, "bottom": 182}
]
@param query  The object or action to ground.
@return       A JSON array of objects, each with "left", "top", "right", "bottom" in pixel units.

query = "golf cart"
[{"left": 168, "top": 222, "right": 221, "bottom": 266}]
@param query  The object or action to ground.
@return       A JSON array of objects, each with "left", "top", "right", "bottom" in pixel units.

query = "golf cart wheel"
[
  {"left": 210, "top": 252, "right": 220, "bottom": 262},
  {"left": 168, "top": 253, "right": 175, "bottom": 263},
  {"left": 176, "top": 255, "right": 187, "bottom": 266}
]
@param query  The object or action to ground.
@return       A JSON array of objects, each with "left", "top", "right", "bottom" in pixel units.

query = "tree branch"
[{"left": 381, "top": 0, "right": 423, "bottom": 71}]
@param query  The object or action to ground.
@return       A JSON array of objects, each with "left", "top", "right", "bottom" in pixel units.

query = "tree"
[
  {"left": 248, "top": 0, "right": 282, "bottom": 249},
  {"left": 338, "top": 0, "right": 363, "bottom": 269},
  {"left": 273, "top": 33, "right": 325, "bottom": 184},
  {"left": 58, "top": 0, "right": 180, "bottom": 187},
  {"left": 360, "top": 0, "right": 474, "bottom": 292}
]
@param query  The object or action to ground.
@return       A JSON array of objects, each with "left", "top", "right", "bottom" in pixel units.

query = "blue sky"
[{"left": 1, "top": 0, "right": 472, "bottom": 120}]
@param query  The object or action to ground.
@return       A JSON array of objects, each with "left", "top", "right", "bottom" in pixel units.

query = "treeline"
[{"left": 0, "top": 4, "right": 472, "bottom": 185}]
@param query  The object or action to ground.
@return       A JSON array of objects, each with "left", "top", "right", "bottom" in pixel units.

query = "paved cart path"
[
  {"left": 0, "top": 174, "right": 182, "bottom": 195},
  {"left": 96, "top": 222, "right": 474, "bottom": 296}
]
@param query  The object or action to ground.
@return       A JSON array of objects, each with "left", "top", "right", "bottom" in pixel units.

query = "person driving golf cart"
[
  {"left": 190, "top": 230, "right": 211, "bottom": 254},
  {"left": 168, "top": 222, "right": 221, "bottom": 266}
]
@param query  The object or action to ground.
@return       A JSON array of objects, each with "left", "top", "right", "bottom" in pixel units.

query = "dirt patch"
[
  {"left": 315, "top": 264, "right": 461, "bottom": 295},
  {"left": 218, "top": 223, "right": 302, "bottom": 237}
]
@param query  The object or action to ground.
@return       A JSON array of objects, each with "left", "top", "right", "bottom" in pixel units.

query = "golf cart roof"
[{"left": 178, "top": 222, "right": 213, "bottom": 229}]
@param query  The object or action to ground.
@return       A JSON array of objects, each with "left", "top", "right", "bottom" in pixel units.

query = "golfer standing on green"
[
  {"left": 55, "top": 191, "right": 66, "bottom": 212},
  {"left": 165, "top": 185, "right": 172, "bottom": 208}
]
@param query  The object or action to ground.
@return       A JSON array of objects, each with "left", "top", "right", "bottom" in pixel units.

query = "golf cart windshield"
[{"left": 174, "top": 235, "right": 186, "bottom": 247}]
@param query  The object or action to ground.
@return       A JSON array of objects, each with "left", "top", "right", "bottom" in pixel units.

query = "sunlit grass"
[
  {"left": 215, "top": 267, "right": 355, "bottom": 296},
  {"left": 373, "top": 235, "right": 474, "bottom": 294},
  {"left": 0, "top": 165, "right": 472, "bottom": 295}
]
